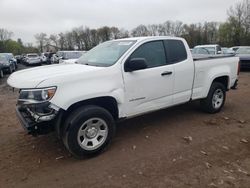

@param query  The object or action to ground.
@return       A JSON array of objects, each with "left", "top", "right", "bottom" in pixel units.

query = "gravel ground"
[{"left": 0, "top": 65, "right": 250, "bottom": 188}]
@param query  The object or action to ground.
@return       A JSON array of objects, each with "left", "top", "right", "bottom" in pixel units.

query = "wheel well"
[
  {"left": 55, "top": 97, "right": 119, "bottom": 139},
  {"left": 213, "top": 76, "right": 229, "bottom": 90},
  {"left": 66, "top": 96, "right": 119, "bottom": 120}
]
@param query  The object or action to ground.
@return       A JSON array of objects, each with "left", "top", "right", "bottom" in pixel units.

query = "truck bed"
[{"left": 193, "top": 54, "right": 236, "bottom": 61}]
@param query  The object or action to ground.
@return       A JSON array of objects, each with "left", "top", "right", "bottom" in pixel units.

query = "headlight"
[{"left": 18, "top": 87, "right": 57, "bottom": 104}]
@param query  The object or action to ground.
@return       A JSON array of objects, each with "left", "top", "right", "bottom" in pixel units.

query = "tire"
[
  {"left": 0, "top": 70, "right": 3, "bottom": 78},
  {"left": 8, "top": 66, "right": 13, "bottom": 74},
  {"left": 200, "top": 82, "right": 226, "bottom": 113},
  {"left": 62, "top": 105, "right": 116, "bottom": 158}
]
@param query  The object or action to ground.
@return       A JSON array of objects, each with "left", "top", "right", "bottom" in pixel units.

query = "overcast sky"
[{"left": 0, "top": 0, "right": 239, "bottom": 44}]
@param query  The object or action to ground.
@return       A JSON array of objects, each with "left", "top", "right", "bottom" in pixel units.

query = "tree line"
[
  {"left": 0, "top": 28, "right": 38, "bottom": 55},
  {"left": 0, "top": 0, "right": 249, "bottom": 55}
]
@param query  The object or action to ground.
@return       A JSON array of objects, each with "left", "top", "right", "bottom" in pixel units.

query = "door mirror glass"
[{"left": 125, "top": 58, "right": 147, "bottom": 72}]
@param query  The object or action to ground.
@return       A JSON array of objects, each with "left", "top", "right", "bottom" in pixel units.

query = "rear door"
[
  {"left": 123, "top": 40, "right": 174, "bottom": 117},
  {"left": 164, "top": 40, "right": 194, "bottom": 105}
]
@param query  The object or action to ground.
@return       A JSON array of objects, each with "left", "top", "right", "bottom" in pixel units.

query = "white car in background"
[
  {"left": 221, "top": 47, "right": 235, "bottom": 55},
  {"left": 230, "top": 46, "right": 241, "bottom": 52},
  {"left": 192, "top": 44, "right": 223, "bottom": 55},
  {"left": 57, "top": 51, "right": 86, "bottom": 64},
  {"left": 25, "top": 53, "right": 42, "bottom": 65},
  {"left": 40, "top": 53, "right": 48, "bottom": 63}
]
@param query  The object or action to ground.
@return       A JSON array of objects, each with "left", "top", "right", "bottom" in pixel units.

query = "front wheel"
[
  {"left": 200, "top": 82, "right": 226, "bottom": 113},
  {"left": 62, "top": 105, "right": 116, "bottom": 158}
]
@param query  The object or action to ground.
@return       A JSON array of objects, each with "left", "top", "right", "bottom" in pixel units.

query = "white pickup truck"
[{"left": 8, "top": 36, "right": 239, "bottom": 158}]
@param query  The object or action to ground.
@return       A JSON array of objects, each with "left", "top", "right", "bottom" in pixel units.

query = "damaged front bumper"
[{"left": 16, "top": 102, "right": 60, "bottom": 136}]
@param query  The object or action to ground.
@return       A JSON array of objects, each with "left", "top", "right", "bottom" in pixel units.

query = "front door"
[{"left": 123, "top": 40, "right": 174, "bottom": 117}]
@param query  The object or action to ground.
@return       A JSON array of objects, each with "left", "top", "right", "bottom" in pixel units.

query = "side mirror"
[{"left": 125, "top": 58, "right": 147, "bottom": 72}]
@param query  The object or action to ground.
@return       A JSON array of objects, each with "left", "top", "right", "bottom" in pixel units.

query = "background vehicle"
[
  {"left": 51, "top": 54, "right": 59, "bottom": 64},
  {"left": 2, "top": 53, "right": 18, "bottom": 70},
  {"left": 40, "top": 53, "right": 48, "bottom": 63},
  {"left": 8, "top": 36, "right": 239, "bottom": 158},
  {"left": 57, "top": 51, "right": 86, "bottom": 64},
  {"left": 192, "top": 44, "right": 222, "bottom": 55},
  {"left": 15, "top": 55, "right": 22, "bottom": 64},
  {"left": 235, "top": 46, "right": 250, "bottom": 69},
  {"left": 0, "top": 56, "right": 6, "bottom": 78},
  {"left": 25, "top": 53, "right": 42, "bottom": 65},
  {"left": 221, "top": 47, "right": 235, "bottom": 55},
  {"left": 0, "top": 53, "right": 16, "bottom": 73},
  {"left": 230, "top": 46, "right": 241, "bottom": 52},
  {"left": 7, "top": 53, "right": 18, "bottom": 69}
]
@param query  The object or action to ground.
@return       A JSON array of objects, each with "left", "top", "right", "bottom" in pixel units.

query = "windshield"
[
  {"left": 78, "top": 40, "right": 136, "bottom": 67},
  {"left": 0, "top": 54, "right": 7, "bottom": 62},
  {"left": 236, "top": 47, "right": 250, "bottom": 54}
]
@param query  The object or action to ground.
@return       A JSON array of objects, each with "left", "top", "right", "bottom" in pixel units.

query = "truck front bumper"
[{"left": 16, "top": 102, "right": 59, "bottom": 136}]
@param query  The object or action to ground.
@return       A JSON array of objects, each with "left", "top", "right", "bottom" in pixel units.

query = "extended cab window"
[
  {"left": 129, "top": 41, "right": 167, "bottom": 68},
  {"left": 164, "top": 40, "right": 187, "bottom": 63}
]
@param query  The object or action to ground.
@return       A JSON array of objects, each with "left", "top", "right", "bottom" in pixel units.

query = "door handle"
[{"left": 161, "top": 71, "right": 172, "bottom": 76}]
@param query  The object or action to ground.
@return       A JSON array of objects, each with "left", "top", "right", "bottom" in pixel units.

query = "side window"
[
  {"left": 164, "top": 40, "right": 187, "bottom": 64},
  {"left": 129, "top": 41, "right": 167, "bottom": 68}
]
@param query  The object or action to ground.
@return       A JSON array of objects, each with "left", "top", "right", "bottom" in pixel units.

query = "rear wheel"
[
  {"left": 200, "top": 82, "right": 226, "bottom": 113},
  {"left": 62, "top": 105, "right": 116, "bottom": 158}
]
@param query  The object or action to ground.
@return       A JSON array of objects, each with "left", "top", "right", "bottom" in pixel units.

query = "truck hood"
[{"left": 7, "top": 64, "right": 103, "bottom": 89}]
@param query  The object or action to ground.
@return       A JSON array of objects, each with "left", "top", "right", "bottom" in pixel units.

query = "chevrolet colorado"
[{"left": 7, "top": 36, "right": 239, "bottom": 158}]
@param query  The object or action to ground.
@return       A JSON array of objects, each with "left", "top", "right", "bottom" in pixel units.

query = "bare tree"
[
  {"left": 49, "top": 34, "right": 59, "bottom": 50},
  {"left": 227, "top": 0, "right": 250, "bottom": 45},
  {"left": 58, "top": 33, "right": 66, "bottom": 50},
  {"left": 34, "top": 33, "right": 47, "bottom": 52},
  {"left": 0, "top": 28, "right": 13, "bottom": 41},
  {"left": 97, "top": 26, "right": 112, "bottom": 42},
  {"left": 131, "top": 25, "right": 149, "bottom": 37}
]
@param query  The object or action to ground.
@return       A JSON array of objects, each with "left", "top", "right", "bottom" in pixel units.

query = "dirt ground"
[{"left": 0, "top": 66, "right": 250, "bottom": 188}]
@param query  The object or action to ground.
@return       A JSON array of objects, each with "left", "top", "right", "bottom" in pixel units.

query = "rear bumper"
[{"left": 27, "top": 61, "right": 41, "bottom": 64}]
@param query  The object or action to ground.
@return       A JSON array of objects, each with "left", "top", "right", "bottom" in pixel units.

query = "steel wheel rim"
[
  {"left": 77, "top": 118, "right": 108, "bottom": 151},
  {"left": 212, "top": 89, "right": 224, "bottom": 109}
]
